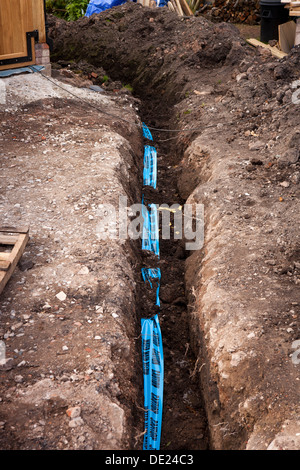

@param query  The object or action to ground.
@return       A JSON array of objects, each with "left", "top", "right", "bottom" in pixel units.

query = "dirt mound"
[
  {"left": 48, "top": 3, "right": 251, "bottom": 100},
  {"left": 47, "top": 4, "right": 300, "bottom": 120}
]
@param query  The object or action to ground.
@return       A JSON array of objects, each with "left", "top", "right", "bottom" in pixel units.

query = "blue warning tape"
[
  {"left": 149, "top": 203, "right": 159, "bottom": 258},
  {"left": 141, "top": 202, "right": 160, "bottom": 258},
  {"left": 141, "top": 124, "right": 163, "bottom": 450},
  {"left": 143, "top": 146, "right": 157, "bottom": 189},
  {"left": 141, "top": 198, "right": 152, "bottom": 253},
  {"left": 141, "top": 268, "right": 161, "bottom": 307},
  {"left": 141, "top": 314, "right": 164, "bottom": 450},
  {"left": 142, "top": 123, "right": 153, "bottom": 141}
]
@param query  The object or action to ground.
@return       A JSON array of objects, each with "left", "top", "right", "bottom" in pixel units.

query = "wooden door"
[{"left": 0, "top": 0, "right": 46, "bottom": 71}]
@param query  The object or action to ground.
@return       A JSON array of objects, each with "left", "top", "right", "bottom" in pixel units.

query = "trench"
[
  {"left": 135, "top": 99, "right": 209, "bottom": 450},
  {"left": 47, "top": 6, "right": 220, "bottom": 450},
  {"left": 56, "top": 54, "right": 210, "bottom": 451}
]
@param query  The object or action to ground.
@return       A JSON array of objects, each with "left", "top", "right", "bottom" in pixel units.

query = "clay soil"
[{"left": 1, "top": 3, "right": 300, "bottom": 450}]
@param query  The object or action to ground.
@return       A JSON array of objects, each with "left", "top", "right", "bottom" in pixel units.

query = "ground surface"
[
  {"left": 0, "top": 73, "right": 144, "bottom": 450},
  {"left": 0, "top": 3, "right": 300, "bottom": 450}
]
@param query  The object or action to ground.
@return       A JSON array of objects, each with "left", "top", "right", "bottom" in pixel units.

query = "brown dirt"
[{"left": 0, "top": 74, "right": 144, "bottom": 450}]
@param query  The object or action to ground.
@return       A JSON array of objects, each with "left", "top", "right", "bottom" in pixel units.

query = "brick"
[
  {"left": 35, "top": 49, "right": 50, "bottom": 59},
  {"left": 35, "top": 56, "right": 51, "bottom": 65}
]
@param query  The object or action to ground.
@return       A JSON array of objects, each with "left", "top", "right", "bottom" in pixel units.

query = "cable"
[
  {"left": 30, "top": 65, "right": 292, "bottom": 137},
  {"left": 27, "top": 66, "right": 233, "bottom": 135},
  {"left": 30, "top": 65, "right": 141, "bottom": 128}
]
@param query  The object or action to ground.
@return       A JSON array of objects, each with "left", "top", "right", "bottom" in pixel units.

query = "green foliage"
[
  {"left": 123, "top": 84, "right": 133, "bottom": 92},
  {"left": 46, "top": 0, "right": 89, "bottom": 21},
  {"left": 66, "top": 0, "right": 90, "bottom": 20}
]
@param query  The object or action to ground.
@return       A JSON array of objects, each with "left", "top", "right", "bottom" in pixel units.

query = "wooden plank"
[
  {"left": 174, "top": 0, "right": 184, "bottom": 15},
  {"left": 296, "top": 18, "right": 300, "bottom": 45},
  {"left": 179, "top": 0, "right": 194, "bottom": 15},
  {"left": 279, "top": 20, "right": 296, "bottom": 52},
  {"left": 170, "top": 0, "right": 180, "bottom": 14},
  {"left": 194, "top": 0, "right": 202, "bottom": 11},
  {"left": 0, "top": 260, "right": 11, "bottom": 271},
  {"left": 0, "top": 226, "right": 29, "bottom": 234},
  {"left": 0, "top": 232, "right": 29, "bottom": 295},
  {"left": 31, "top": 0, "right": 46, "bottom": 44},
  {"left": 247, "top": 38, "right": 287, "bottom": 59},
  {"left": 0, "top": 235, "right": 19, "bottom": 245},
  {"left": 0, "top": 253, "right": 11, "bottom": 261}
]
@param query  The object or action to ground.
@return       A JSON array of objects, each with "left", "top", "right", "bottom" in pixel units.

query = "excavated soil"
[{"left": 1, "top": 2, "right": 300, "bottom": 450}]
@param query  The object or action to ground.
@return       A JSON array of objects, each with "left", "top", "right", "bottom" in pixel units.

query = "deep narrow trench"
[
  {"left": 136, "top": 99, "right": 209, "bottom": 450},
  {"left": 47, "top": 6, "right": 213, "bottom": 449}
]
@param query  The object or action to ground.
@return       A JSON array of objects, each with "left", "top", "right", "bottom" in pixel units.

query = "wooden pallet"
[{"left": 0, "top": 226, "right": 29, "bottom": 295}]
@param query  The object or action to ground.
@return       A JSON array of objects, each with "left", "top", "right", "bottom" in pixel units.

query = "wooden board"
[
  {"left": 279, "top": 20, "right": 296, "bottom": 52},
  {"left": 0, "top": 227, "right": 29, "bottom": 295},
  {"left": 179, "top": 0, "right": 194, "bottom": 15},
  {"left": 296, "top": 17, "right": 300, "bottom": 45},
  {"left": 247, "top": 38, "right": 287, "bottom": 59},
  {"left": 0, "top": 260, "right": 11, "bottom": 271},
  {"left": 0, "top": 235, "right": 19, "bottom": 245},
  {"left": 174, "top": 0, "right": 184, "bottom": 15},
  {"left": 0, "top": 226, "right": 30, "bottom": 234},
  {"left": 31, "top": 0, "right": 46, "bottom": 43}
]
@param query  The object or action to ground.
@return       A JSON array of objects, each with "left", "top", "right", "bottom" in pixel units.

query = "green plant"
[
  {"left": 46, "top": 0, "right": 89, "bottom": 21},
  {"left": 46, "top": 0, "right": 68, "bottom": 19},
  {"left": 123, "top": 84, "right": 133, "bottom": 92},
  {"left": 66, "top": 0, "right": 89, "bottom": 20}
]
